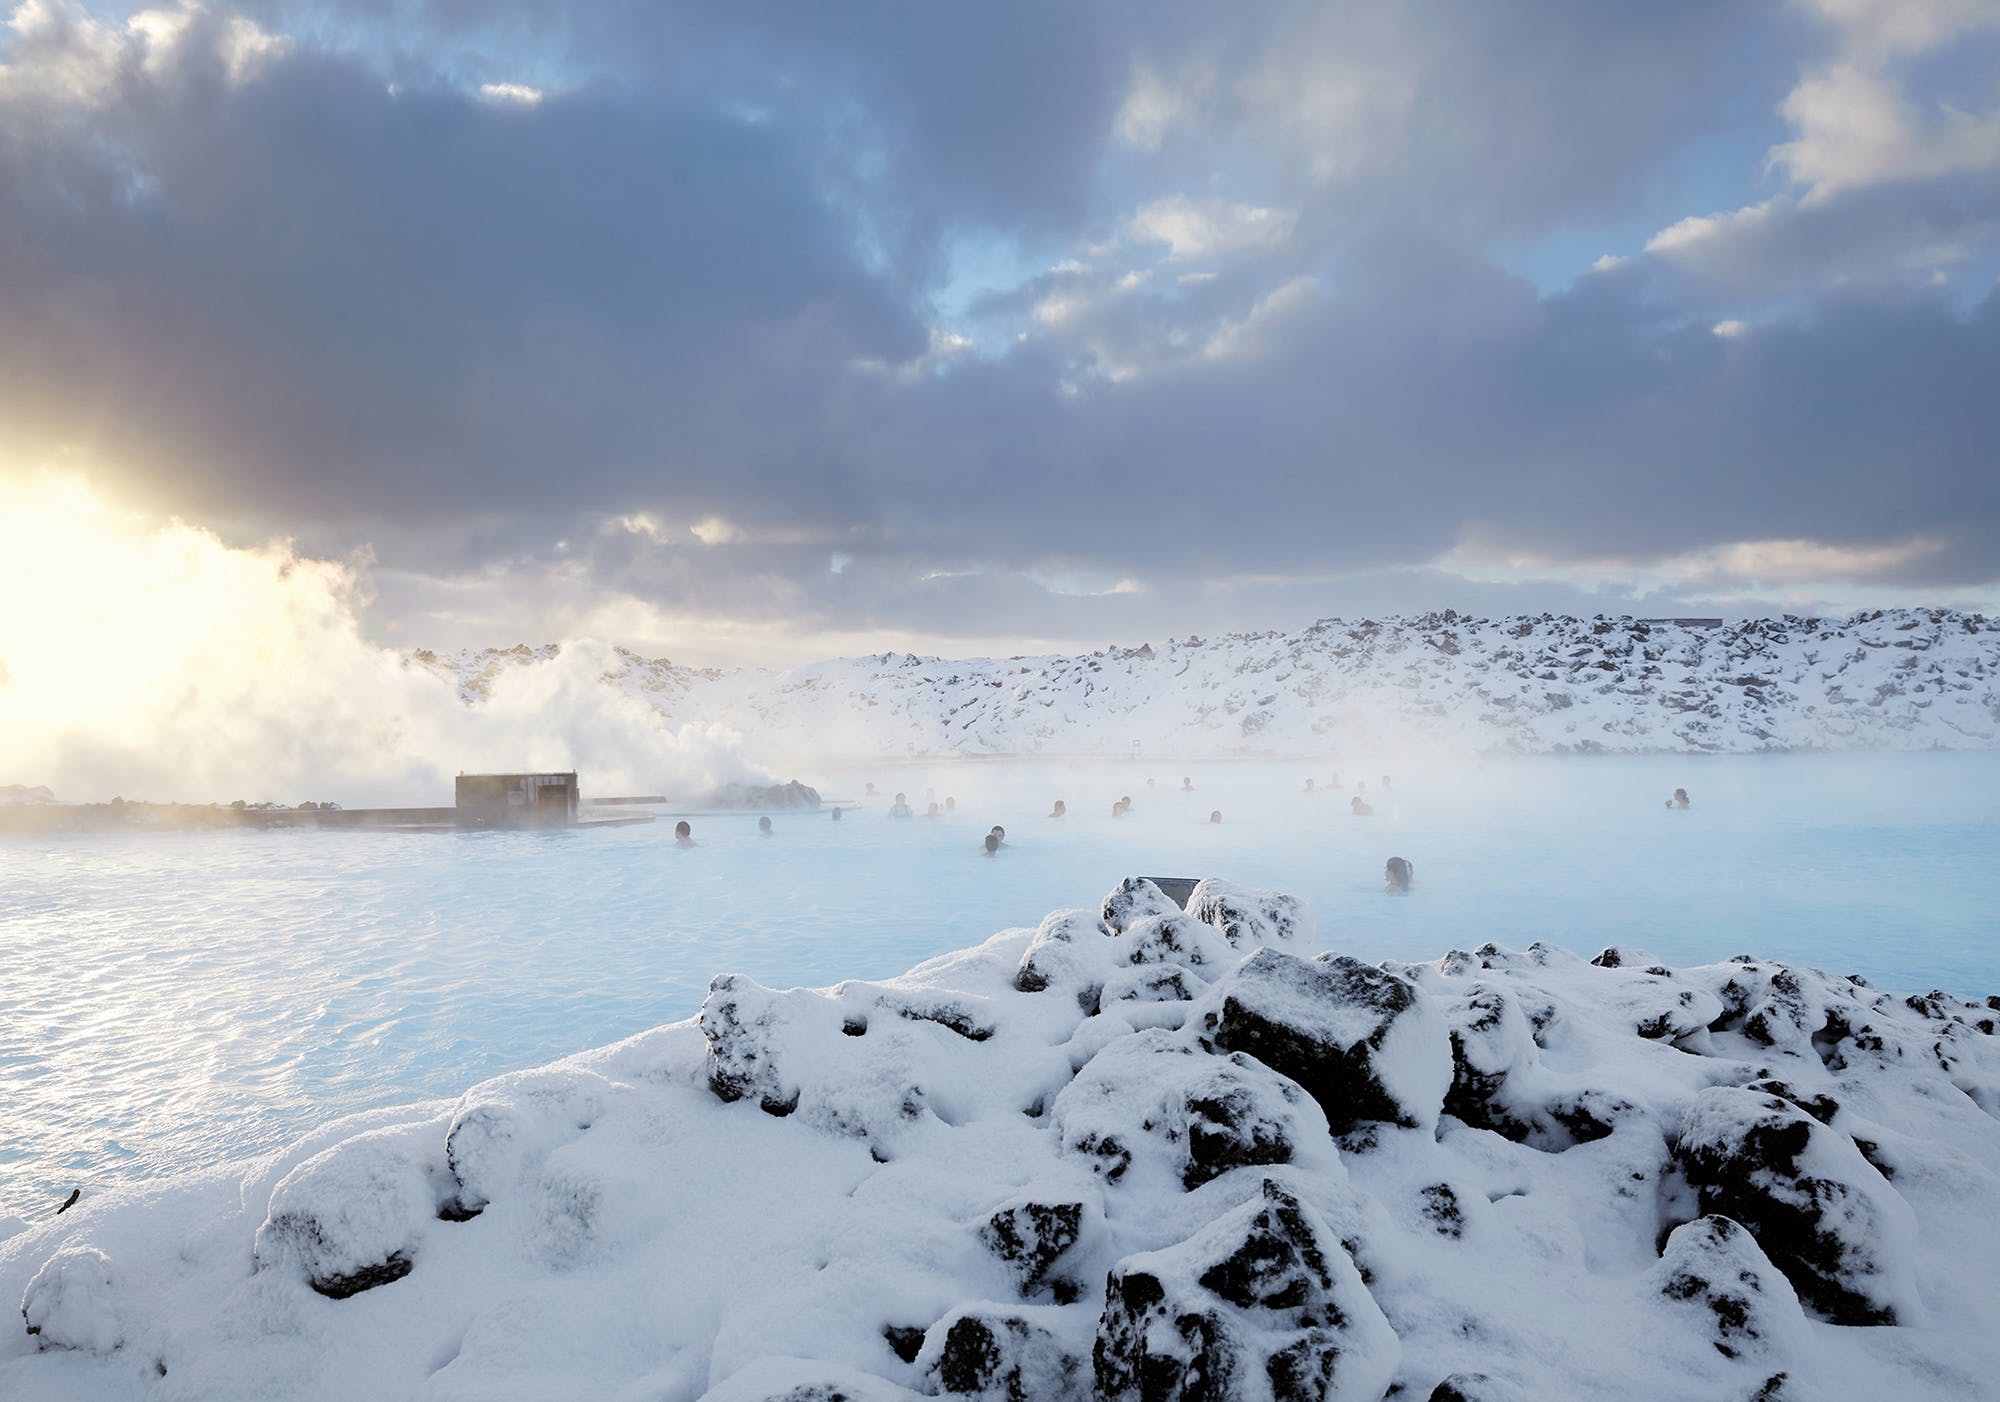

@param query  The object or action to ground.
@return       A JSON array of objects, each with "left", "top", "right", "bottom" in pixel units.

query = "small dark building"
[{"left": 455, "top": 772, "right": 579, "bottom": 828}]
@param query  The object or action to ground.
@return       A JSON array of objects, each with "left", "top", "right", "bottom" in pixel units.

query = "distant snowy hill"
[{"left": 409, "top": 610, "right": 2000, "bottom": 758}]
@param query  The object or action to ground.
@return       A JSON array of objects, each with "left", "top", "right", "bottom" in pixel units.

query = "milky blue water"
[{"left": 2, "top": 753, "right": 1994, "bottom": 1217}]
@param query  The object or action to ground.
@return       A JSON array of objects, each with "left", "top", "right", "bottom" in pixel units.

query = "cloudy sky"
[{"left": 3, "top": 0, "right": 1997, "bottom": 666}]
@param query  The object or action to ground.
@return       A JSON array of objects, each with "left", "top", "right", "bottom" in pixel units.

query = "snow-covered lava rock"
[
  {"left": 410, "top": 609, "right": 2000, "bottom": 757},
  {"left": 5, "top": 880, "right": 1998, "bottom": 1400}
]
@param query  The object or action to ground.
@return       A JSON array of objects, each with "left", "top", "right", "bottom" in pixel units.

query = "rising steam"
[{"left": 0, "top": 478, "right": 764, "bottom": 805}]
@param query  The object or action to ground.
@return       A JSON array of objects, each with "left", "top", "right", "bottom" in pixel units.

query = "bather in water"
[
  {"left": 1209, "top": 810, "right": 1223, "bottom": 825},
  {"left": 982, "top": 832, "right": 1001, "bottom": 857},
  {"left": 1351, "top": 796, "right": 1374, "bottom": 816},
  {"left": 758, "top": 816, "right": 773, "bottom": 837},
  {"left": 1182, "top": 777, "right": 1194, "bottom": 792},
  {"left": 889, "top": 792, "right": 914, "bottom": 818},
  {"left": 1665, "top": 788, "right": 1691, "bottom": 809},
  {"left": 1049, "top": 800, "right": 1066, "bottom": 818},
  {"left": 675, "top": 820, "right": 695, "bottom": 847},
  {"left": 1384, "top": 856, "right": 1413, "bottom": 892}
]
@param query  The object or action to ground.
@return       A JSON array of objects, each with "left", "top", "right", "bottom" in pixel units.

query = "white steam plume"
[{"left": 0, "top": 478, "right": 763, "bottom": 805}]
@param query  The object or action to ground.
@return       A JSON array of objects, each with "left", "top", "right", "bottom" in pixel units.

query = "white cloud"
[
  {"left": 1771, "top": 63, "right": 2000, "bottom": 199},
  {"left": 1204, "top": 275, "right": 1320, "bottom": 361},
  {"left": 1125, "top": 195, "right": 1297, "bottom": 261},
  {"left": 0, "top": 1, "right": 288, "bottom": 108},
  {"left": 1663, "top": 535, "right": 1947, "bottom": 585},
  {"left": 1114, "top": 64, "right": 1199, "bottom": 151},
  {"left": 479, "top": 81, "right": 544, "bottom": 105},
  {"left": 1711, "top": 319, "right": 1749, "bottom": 338},
  {"left": 217, "top": 13, "right": 286, "bottom": 83},
  {"left": 612, "top": 512, "right": 670, "bottom": 544},
  {"left": 689, "top": 516, "right": 743, "bottom": 546},
  {"left": 1806, "top": 0, "right": 2000, "bottom": 61}
]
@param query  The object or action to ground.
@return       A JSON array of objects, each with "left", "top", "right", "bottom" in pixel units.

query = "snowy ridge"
[
  {"left": 410, "top": 610, "right": 2000, "bottom": 759},
  {"left": 5, "top": 878, "right": 1997, "bottom": 1401}
]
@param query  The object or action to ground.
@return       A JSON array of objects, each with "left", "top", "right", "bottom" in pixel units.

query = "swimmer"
[
  {"left": 925, "top": 787, "right": 936, "bottom": 803},
  {"left": 1049, "top": 800, "right": 1067, "bottom": 818},
  {"left": 865, "top": 782, "right": 877, "bottom": 796},
  {"left": 1209, "top": 810, "right": 1223, "bottom": 825},
  {"left": 946, "top": 796, "right": 956, "bottom": 812},
  {"left": 1121, "top": 794, "right": 1133, "bottom": 811},
  {"left": 926, "top": 802, "right": 941, "bottom": 817},
  {"left": 1384, "top": 856, "right": 1413, "bottom": 893},
  {"left": 1381, "top": 775, "right": 1392, "bottom": 791},
  {"left": 1357, "top": 779, "right": 1367, "bottom": 794},
  {"left": 1351, "top": 796, "right": 1374, "bottom": 817},
  {"left": 990, "top": 825, "right": 1007, "bottom": 846},
  {"left": 1305, "top": 777, "right": 1316, "bottom": 793},
  {"left": 758, "top": 816, "right": 773, "bottom": 837},
  {"left": 831, "top": 806, "right": 842, "bottom": 821},
  {"left": 890, "top": 792, "right": 914, "bottom": 818},
  {"left": 1666, "top": 788, "right": 1691, "bottom": 810},
  {"left": 1182, "top": 777, "right": 1193, "bottom": 792},
  {"left": 1147, "top": 777, "right": 1156, "bottom": 789},
  {"left": 982, "top": 832, "right": 1001, "bottom": 857},
  {"left": 675, "top": 820, "right": 695, "bottom": 847},
  {"left": 1112, "top": 800, "right": 1128, "bottom": 818}
]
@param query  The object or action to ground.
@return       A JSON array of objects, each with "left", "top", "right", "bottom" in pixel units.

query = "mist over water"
[
  {"left": 0, "top": 480, "right": 763, "bottom": 806},
  {"left": 2, "top": 750, "right": 1993, "bottom": 1219}
]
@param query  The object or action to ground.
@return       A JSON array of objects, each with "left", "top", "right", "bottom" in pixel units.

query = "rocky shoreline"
[{"left": 6, "top": 878, "right": 1998, "bottom": 1400}]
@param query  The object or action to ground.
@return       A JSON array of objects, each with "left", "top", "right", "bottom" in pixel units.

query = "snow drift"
[
  {"left": 5, "top": 878, "right": 1998, "bottom": 1400},
  {"left": 415, "top": 610, "right": 2000, "bottom": 760}
]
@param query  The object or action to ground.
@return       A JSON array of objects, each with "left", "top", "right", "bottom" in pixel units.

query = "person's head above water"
[
  {"left": 1209, "top": 810, "right": 1222, "bottom": 824},
  {"left": 1050, "top": 800, "right": 1066, "bottom": 817},
  {"left": 983, "top": 832, "right": 1000, "bottom": 856},
  {"left": 1305, "top": 777, "right": 1315, "bottom": 790},
  {"left": 1351, "top": 795, "right": 1372, "bottom": 815},
  {"left": 675, "top": 820, "right": 693, "bottom": 845},
  {"left": 990, "top": 825, "right": 1005, "bottom": 841},
  {"left": 1182, "top": 777, "right": 1193, "bottom": 790},
  {"left": 830, "top": 806, "right": 842, "bottom": 821},
  {"left": 758, "top": 815, "right": 773, "bottom": 834},
  {"left": 1384, "top": 856, "right": 1413, "bottom": 892},
  {"left": 927, "top": 802, "right": 941, "bottom": 816},
  {"left": 865, "top": 782, "right": 877, "bottom": 795},
  {"left": 894, "top": 792, "right": 907, "bottom": 804},
  {"left": 946, "top": 797, "right": 956, "bottom": 811}
]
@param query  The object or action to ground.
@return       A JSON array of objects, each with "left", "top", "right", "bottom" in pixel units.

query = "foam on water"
[{"left": 2, "top": 752, "right": 1994, "bottom": 1216}]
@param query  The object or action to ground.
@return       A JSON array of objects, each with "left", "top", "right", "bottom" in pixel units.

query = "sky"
[{"left": 2, "top": 0, "right": 1997, "bottom": 669}]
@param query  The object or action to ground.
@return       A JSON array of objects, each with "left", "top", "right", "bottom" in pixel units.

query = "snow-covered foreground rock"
[
  {"left": 411, "top": 610, "right": 2000, "bottom": 760},
  {"left": 5, "top": 878, "right": 1999, "bottom": 1401}
]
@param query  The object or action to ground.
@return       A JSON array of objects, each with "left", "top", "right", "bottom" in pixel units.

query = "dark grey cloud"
[{"left": 1, "top": 0, "right": 1995, "bottom": 662}]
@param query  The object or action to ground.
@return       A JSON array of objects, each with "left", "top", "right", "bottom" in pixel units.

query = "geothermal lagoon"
[{"left": 3, "top": 752, "right": 1994, "bottom": 1217}]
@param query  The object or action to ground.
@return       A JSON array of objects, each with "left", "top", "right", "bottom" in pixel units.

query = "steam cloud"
[{"left": 0, "top": 479, "right": 764, "bottom": 806}]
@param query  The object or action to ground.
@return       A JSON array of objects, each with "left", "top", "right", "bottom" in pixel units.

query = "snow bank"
[
  {"left": 5, "top": 878, "right": 1999, "bottom": 1401},
  {"left": 415, "top": 609, "right": 2000, "bottom": 759}
]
